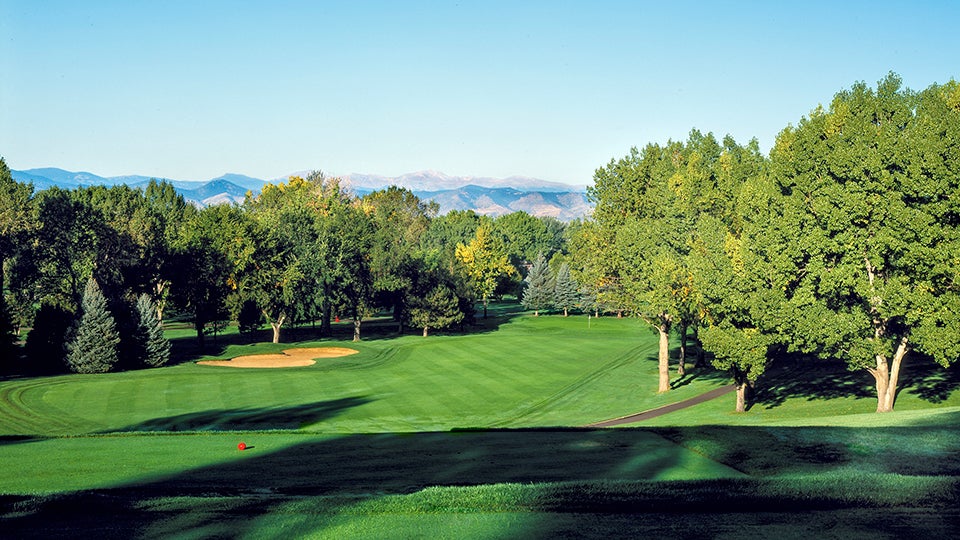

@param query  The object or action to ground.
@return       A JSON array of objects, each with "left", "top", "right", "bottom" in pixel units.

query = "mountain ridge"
[{"left": 10, "top": 167, "right": 592, "bottom": 220}]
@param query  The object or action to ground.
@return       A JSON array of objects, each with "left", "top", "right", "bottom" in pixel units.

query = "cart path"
[{"left": 585, "top": 384, "right": 737, "bottom": 427}]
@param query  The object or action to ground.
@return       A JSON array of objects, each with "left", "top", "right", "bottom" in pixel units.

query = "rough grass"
[{"left": 2, "top": 304, "right": 960, "bottom": 537}]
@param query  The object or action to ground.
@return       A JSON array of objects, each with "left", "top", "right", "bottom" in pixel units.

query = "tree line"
[
  {"left": 581, "top": 73, "right": 960, "bottom": 412},
  {"left": 0, "top": 166, "right": 572, "bottom": 374}
]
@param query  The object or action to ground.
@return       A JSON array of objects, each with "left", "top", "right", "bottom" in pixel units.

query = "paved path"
[{"left": 585, "top": 384, "right": 737, "bottom": 427}]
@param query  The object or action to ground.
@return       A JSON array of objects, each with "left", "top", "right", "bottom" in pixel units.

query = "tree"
[
  {"left": 0, "top": 158, "right": 34, "bottom": 364},
  {"left": 65, "top": 277, "right": 120, "bottom": 373},
  {"left": 135, "top": 293, "right": 170, "bottom": 368},
  {"left": 553, "top": 263, "right": 579, "bottom": 316},
  {"left": 23, "top": 303, "right": 73, "bottom": 374},
  {"left": 455, "top": 222, "right": 515, "bottom": 318},
  {"left": 362, "top": 186, "right": 438, "bottom": 330},
  {"left": 759, "top": 74, "right": 960, "bottom": 412},
  {"left": 169, "top": 206, "right": 235, "bottom": 348},
  {"left": 406, "top": 262, "right": 465, "bottom": 337},
  {"left": 687, "top": 137, "right": 771, "bottom": 411},
  {"left": 521, "top": 252, "right": 554, "bottom": 316}
]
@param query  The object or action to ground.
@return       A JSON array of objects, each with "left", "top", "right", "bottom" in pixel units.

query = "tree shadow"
[
  {"left": 750, "top": 353, "right": 960, "bottom": 410},
  {"left": 897, "top": 353, "right": 960, "bottom": 404},
  {"left": 106, "top": 396, "right": 372, "bottom": 433},
  {"left": 750, "top": 358, "right": 875, "bottom": 409},
  {"left": 3, "top": 423, "right": 959, "bottom": 538}
]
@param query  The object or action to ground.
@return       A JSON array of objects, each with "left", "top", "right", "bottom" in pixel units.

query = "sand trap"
[{"left": 198, "top": 347, "right": 359, "bottom": 368}]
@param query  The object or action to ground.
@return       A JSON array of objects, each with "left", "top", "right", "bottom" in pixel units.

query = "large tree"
[
  {"left": 362, "top": 186, "right": 438, "bottom": 330},
  {"left": 590, "top": 133, "right": 724, "bottom": 393},
  {"left": 455, "top": 222, "right": 515, "bottom": 318},
  {"left": 169, "top": 205, "right": 236, "bottom": 348},
  {"left": 759, "top": 74, "right": 960, "bottom": 412},
  {"left": 0, "top": 158, "right": 34, "bottom": 363}
]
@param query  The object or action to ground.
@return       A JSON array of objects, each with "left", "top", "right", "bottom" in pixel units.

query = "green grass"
[{"left": 2, "top": 304, "right": 960, "bottom": 537}]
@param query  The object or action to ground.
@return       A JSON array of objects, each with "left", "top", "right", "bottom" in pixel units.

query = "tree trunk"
[
  {"left": 677, "top": 323, "right": 687, "bottom": 376},
  {"left": 871, "top": 335, "right": 909, "bottom": 413},
  {"left": 422, "top": 326, "right": 429, "bottom": 337},
  {"left": 321, "top": 299, "right": 332, "bottom": 336},
  {"left": 353, "top": 316, "right": 361, "bottom": 342},
  {"left": 195, "top": 318, "right": 205, "bottom": 349},
  {"left": 483, "top": 297, "right": 489, "bottom": 319},
  {"left": 267, "top": 312, "right": 286, "bottom": 344},
  {"left": 564, "top": 307, "right": 569, "bottom": 317},
  {"left": 154, "top": 280, "right": 167, "bottom": 323},
  {"left": 658, "top": 321, "right": 670, "bottom": 393},
  {"left": 735, "top": 381, "right": 748, "bottom": 413}
]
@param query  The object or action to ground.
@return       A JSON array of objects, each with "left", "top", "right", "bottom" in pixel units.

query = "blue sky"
[{"left": 1, "top": 1, "right": 957, "bottom": 185}]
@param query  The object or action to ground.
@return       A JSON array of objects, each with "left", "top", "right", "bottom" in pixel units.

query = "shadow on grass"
[
  {"left": 749, "top": 355, "right": 960, "bottom": 410},
  {"left": 107, "top": 396, "right": 373, "bottom": 433},
  {"left": 2, "top": 423, "right": 959, "bottom": 538}
]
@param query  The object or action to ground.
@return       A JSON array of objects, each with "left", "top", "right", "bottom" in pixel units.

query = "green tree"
[
  {"left": 553, "top": 262, "right": 579, "bottom": 317},
  {"left": 23, "top": 303, "right": 73, "bottom": 374},
  {"left": 456, "top": 222, "right": 515, "bottom": 318},
  {"left": 521, "top": 251, "right": 554, "bottom": 316},
  {"left": 759, "top": 74, "right": 960, "bottom": 412},
  {"left": 0, "top": 158, "right": 34, "bottom": 364},
  {"left": 169, "top": 205, "right": 235, "bottom": 348},
  {"left": 362, "top": 186, "right": 438, "bottom": 330},
  {"left": 135, "top": 293, "right": 170, "bottom": 368},
  {"left": 406, "top": 262, "right": 465, "bottom": 337},
  {"left": 65, "top": 277, "right": 120, "bottom": 374}
]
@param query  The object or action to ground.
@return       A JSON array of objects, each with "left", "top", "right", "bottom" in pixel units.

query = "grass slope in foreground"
[{"left": 2, "top": 307, "right": 959, "bottom": 538}]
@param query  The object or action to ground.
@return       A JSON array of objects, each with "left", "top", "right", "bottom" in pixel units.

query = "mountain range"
[{"left": 9, "top": 168, "right": 593, "bottom": 221}]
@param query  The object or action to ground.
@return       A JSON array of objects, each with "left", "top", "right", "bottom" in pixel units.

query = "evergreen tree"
[
  {"left": 135, "top": 294, "right": 170, "bottom": 368},
  {"left": 553, "top": 263, "right": 579, "bottom": 316},
  {"left": 521, "top": 252, "right": 554, "bottom": 316},
  {"left": 65, "top": 278, "right": 120, "bottom": 373}
]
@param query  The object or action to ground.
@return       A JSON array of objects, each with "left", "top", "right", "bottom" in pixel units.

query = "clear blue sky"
[{"left": 1, "top": 1, "right": 957, "bottom": 185}]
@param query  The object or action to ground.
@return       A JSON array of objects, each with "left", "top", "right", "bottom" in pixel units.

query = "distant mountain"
[
  {"left": 415, "top": 185, "right": 591, "bottom": 221},
  {"left": 341, "top": 170, "right": 585, "bottom": 193},
  {"left": 10, "top": 167, "right": 593, "bottom": 219}
]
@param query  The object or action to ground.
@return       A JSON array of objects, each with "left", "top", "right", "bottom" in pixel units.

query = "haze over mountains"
[{"left": 10, "top": 168, "right": 592, "bottom": 221}]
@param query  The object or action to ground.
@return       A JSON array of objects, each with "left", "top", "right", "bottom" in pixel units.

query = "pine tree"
[
  {"left": 136, "top": 294, "right": 170, "bottom": 368},
  {"left": 553, "top": 263, "right": 579, "bottom": 317},
  {"left": 65, "top": 278, "right": 120, "bottom": 374},
  {"left": 521, "top": 252, "right": 554, "bottom": 316}
]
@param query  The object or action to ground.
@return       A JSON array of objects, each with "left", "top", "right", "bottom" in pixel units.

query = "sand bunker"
[{"left": 197, "top": 347, "right": 359, "bottom": 368}]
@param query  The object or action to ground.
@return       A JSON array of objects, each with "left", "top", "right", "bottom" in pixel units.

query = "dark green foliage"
[
  {"left": 65, "top": 278, "right": 120, "bottom": 374},
  {"left": 23, "top": 303, "right": 73, "bottom": 374},
  {"left": 236, "top": 299, "right": 263, "bottom": 337},
  {"left": 0, "top": 294, "right": 19, "bottom": 370},
  {"left": 521, "top": 252, "right": 554, "bottom": 316},
  {"left": 135, "top": 294, "right": 170, "bottom": 368},
  {"left": 408, "top": 283, "right": 464, "bottom": 337},
  {"left": 553, "top": 263, "right": 579, "bottom": 316}
]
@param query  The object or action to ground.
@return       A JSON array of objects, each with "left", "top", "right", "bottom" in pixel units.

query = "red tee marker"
[{"left": 238, "top": 442, "right": 247, "bottom": 451}]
